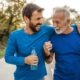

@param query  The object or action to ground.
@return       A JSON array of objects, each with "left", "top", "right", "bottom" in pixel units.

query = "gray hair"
[{"left": 53, "top": 7, "right": 70, "bottom": 20}]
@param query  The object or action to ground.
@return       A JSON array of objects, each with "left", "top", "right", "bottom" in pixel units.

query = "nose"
[
  {"left": 40, "top": 18, "right": 43, "bottom": 24},
  {"left": 53, "top": 22, "right": 58, "bottom": 27}
]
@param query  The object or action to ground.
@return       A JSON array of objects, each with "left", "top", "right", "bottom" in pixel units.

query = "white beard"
[
  {"left": 54, "top": 27, "right": 73, "bottom": 34},
  {"left": 54, "top": 27, "right": 67, "bottom": 34}
]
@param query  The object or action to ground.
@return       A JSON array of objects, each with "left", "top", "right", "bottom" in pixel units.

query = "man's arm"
[
  {"left": 5, "top": 32, "right": 25, "bottom": 66},
  {"left": 43, "top": 41, "right": 54, "bottom": 64},
  {"left": 5, "top": 32, "right": 38, "bottom": 66},
  {"left": 44, "top": 51, "right": 54, "bottom": 64},
  {"left": 76, "top": 24, "right": 80, "bottom": 33}
]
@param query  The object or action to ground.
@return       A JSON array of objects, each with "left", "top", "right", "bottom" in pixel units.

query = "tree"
[{"left": 0, "top": 0, "right": 26, "bottom": 46}]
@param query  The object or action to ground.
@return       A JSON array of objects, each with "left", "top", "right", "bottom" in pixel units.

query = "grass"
[{"left": 0, "top": 48, "right": 5, "bottom": 58}]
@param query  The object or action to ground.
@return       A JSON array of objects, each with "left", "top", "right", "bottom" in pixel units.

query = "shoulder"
[
  {"left": 40, "top": 24, "right": 54, "bottom": 32},
  {"left": 11, "top": 28, "right": 23, "bottom": 35},
  {"left": 76, "top": 24, "right": 80, "bottom": 33},
  {"left": 71, "top": 23, "right": 80, "bottom": 33},
  {"left": 9, "top": 28, "right": 23, "bottom": 38}
]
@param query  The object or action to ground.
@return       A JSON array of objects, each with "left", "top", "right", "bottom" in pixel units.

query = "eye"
[
  {"left": 53, "top": 20, "right": 60, "bottom": 24},
  {"left": 37, "top": 18, "right": 41, "bottom": 20}
]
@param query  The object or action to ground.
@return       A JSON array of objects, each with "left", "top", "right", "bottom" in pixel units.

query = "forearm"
[
  {"left": 5, "top": 32, "right": 25, "bottom": 66},
  {"left": 44, "top": 51, "right": 53, "bottom": 64},
  {"left": 5, "top": 54, "right": 25, "bottom": 66}
]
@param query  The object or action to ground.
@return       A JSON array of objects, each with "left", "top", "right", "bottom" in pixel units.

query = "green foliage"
[
  {"left": 0, "top": 0, "right": 26, "bottom": 48},
  {"left": 0, "top": 48, "right": 5, "bottom": 58}
]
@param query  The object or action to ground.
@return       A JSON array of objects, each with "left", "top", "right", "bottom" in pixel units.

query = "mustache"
[{"left": 37, "top": 23, "right": 42, "bottom": 25}]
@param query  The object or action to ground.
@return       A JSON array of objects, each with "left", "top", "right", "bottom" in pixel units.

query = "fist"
[
  {"left": 24, "top": 55, "right": 38, "bottom": 65},
  {"left": 43, "top": 41, "right": 52, "bottom": 56}
]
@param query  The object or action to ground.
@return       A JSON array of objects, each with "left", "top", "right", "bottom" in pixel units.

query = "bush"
[{"left": 0, "top": 48, "right": 5, "bottom": 58}]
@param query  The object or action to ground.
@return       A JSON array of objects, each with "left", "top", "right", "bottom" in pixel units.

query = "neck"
[
  {"left": 63, "top": 26, "right": 73, "bottom": 34},
  {"left": 24, "top": 26, "right": 34, "bottom": 34}
]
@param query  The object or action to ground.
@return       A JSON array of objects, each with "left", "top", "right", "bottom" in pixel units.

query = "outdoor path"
[
  {"left": 0, "top": 58, "right": 54, "bottom": 80},
  {"left": 0, "top": 58, "right": 16, "bottom": 80}
]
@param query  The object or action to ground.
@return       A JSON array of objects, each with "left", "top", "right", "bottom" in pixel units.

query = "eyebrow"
[{"left": 37, "top": 17, "right": 43, "bottom": 20}]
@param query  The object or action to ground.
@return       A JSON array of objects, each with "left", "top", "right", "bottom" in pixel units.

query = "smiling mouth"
[
  {"left": 36, "top": 26, "right": 40, "bottom": 30},
  {"left": 55, "top": 28, "right": 61, "bottom": 31}
]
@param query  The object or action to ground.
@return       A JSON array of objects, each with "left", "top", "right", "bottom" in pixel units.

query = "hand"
[
  {"left": 43, "top": 41, "right": 52, "bottom": 56},
  {"left": 24, "top": 55, "right": 38, "bottom": 65}
]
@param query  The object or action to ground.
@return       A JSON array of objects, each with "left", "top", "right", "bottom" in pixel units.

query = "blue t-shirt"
[
  {"left": 5, "top": 25, "right": 53, "bottom": 80},
  {"left": 51, "top": 25, "right": 80, "bottom": 80}
]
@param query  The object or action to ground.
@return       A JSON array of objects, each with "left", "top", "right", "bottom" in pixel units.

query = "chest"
[
  {"left": 51, "top": 33, "right": 80, "bottom": 54},
  {"left": 16, "top": 32, "right": 51, "bottom": 56}
]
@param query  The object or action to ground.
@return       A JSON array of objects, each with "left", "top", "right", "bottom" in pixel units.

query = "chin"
[
  {"left": 33, "top": 29, "right": 39, "bottom": 32},
  {"left": 36, "top": 27, "right": 40, "bottom": 31},
  {"left": 55, "top": 30, "right": 63, "bottom": 34},
  {"left": 36, "top": 29, "right": 40, "bottom": 32}
]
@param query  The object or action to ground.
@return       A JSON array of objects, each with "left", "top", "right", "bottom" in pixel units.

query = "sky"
[
  {"left": 27, "top": 0, "right": 80, "bottom": 18},
  {"left": 0, "top": 0, "right": 80, "bottom": 18}
]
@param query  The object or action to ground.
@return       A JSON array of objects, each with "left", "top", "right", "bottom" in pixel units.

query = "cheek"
[
  {"left": 32, "top": 21, "right": 38, "bottom": 25},
  {"left": 30, "top": 20, "right": 36, "bottom": 24},
  {"left": 55, "top": 24, "right": 61, "bottom": 28},
  {"left": 59, "top": 23, "right": 64, "bottom": 27}
]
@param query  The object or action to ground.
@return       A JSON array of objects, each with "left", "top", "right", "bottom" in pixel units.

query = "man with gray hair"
[{"left": 44, "top": 7, "right": 80, "bottom": 80}]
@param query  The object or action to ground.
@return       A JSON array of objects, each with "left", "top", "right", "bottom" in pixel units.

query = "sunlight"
[{"left": 27, "top": 0, "right": 80, "bottom": 18}]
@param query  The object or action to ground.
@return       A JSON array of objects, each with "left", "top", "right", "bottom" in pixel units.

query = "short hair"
[
  {"left": 22, "top": 3, "right": 44, "bottom": 19},
  {"left": 53, "top": 7, "right": 70, "bottom": 20}
]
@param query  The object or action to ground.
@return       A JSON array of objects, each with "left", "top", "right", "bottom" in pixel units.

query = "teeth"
[
  {"left": 54, "top": 27, "right": 59, "bottom": 30},
  {"left": 37, "top": 26, "right": 40, "bottom": 28},
  {"left": 55, "top": 28, "right": 60, "bottom": 31},
  {"left": 36, "top": 26, "right": 40, "bottom": 30}
]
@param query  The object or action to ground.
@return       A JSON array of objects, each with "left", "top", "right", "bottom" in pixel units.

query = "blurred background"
[{"left": 0, "top": 0, "right": 80, "bottom": 80}]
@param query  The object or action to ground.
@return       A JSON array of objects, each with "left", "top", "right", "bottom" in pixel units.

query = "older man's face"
[{"left": 52, "top": 12, "right": 69, "bottom": 34}]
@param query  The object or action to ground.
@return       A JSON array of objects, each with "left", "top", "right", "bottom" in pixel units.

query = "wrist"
[
  {"left": 24, "top": 57, "right": 28, "bottom": 64},
  {"left": 24, "top": 57, "right": 26, "bottom": 64},
  {"left": 45, "top": 51, "right": 50, "bottom": 56},
  {"left": 44, "top": 52, "right": 51, "bottom": 59},
  {"left": 45, "top": 54, "right": 51, "bottom": 59}
]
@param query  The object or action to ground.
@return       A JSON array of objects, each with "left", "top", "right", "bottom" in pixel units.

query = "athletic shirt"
[
  {"left": 5, "top": 25, "right": 53, "bottom": 80},
  {"left": 51, "top": 25, "right": 80, "bottom": 80}
]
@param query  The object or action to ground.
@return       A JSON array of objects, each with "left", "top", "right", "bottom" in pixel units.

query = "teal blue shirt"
[{"left": 5, "top": 25, "right": 53, "bottom": 80}]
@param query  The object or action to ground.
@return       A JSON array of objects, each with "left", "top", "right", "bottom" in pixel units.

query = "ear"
[
  {"left": 65, "top": 19, "right": 70, "bottom": 26},
  {"left": 23, "top": 16, "right": 29, "bottom": 23},
  {"left": 67, "top": 19, "right": 70, "bottom": 24},
  {"left": 76, "top": 24, "right": 80, "bottom": 33}
]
